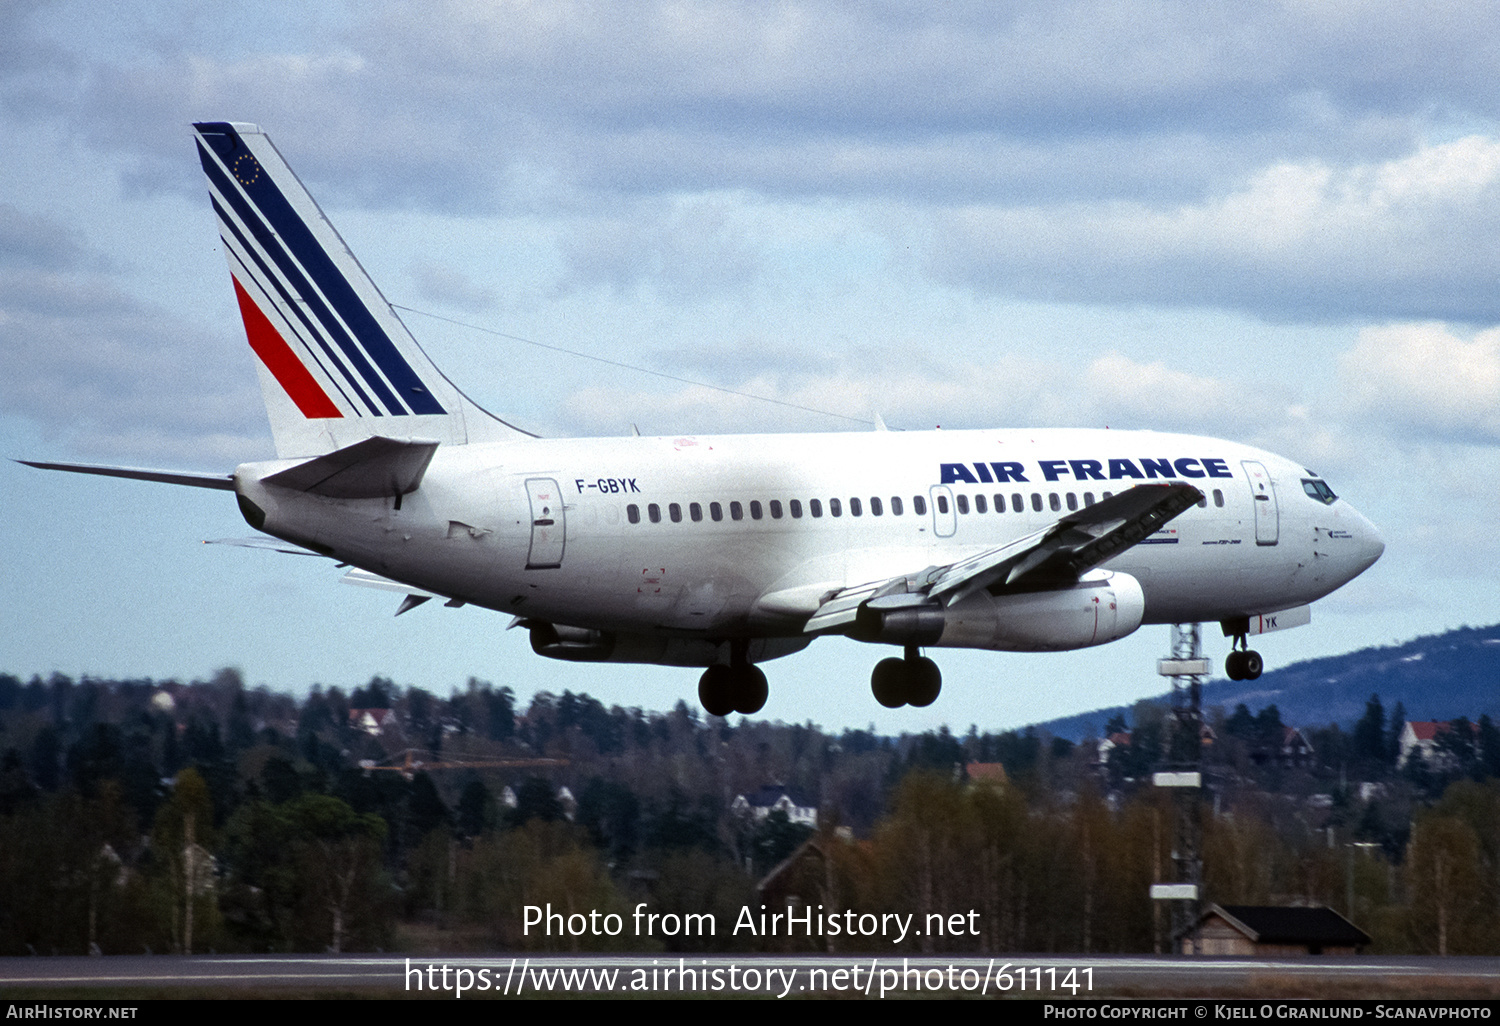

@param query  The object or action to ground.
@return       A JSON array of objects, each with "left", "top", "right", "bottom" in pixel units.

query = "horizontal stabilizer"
[
  {"left": 204, "top": 536, "right": 329, "bottom": 556},
  {"left": 17, "top": 460, "right": 235, "bottom": 491},
  {"left": 263, "top": 436, "right": 439, "bottom": 498},
  {"left": 341, "top": 567, "right": 441, "bottom": 598}
]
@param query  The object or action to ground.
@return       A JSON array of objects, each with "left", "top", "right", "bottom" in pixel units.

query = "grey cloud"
[
  {"left": 0, "top": 204, "right": 89, "bottom": 271},
  {"left": 554, "top": 198, "right": 765, "bottom": 300},
  {"left": 407, "top": 261, "right": 496, "bottom": 311},
  {"left": 21, "top": 0, "right": 1500, "bottom": 213},
  {"left": 0, "top": 262, "right": 267, "bottom": 464}
]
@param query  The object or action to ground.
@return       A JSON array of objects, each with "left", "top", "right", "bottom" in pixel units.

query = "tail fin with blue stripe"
[{"left": 193, "top": 121, "right": 531, "bottom": 457}]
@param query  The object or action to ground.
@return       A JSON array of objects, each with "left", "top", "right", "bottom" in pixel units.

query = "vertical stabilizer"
[{"left": 193, "top": 121, "right": 531, "bottom": 457}]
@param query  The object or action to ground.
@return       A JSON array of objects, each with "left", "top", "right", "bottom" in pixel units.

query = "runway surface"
[{"left": 4, "top": 953, "right": 1500, "bottom": 998}]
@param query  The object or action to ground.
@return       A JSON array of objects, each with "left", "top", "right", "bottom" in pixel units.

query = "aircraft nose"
[{"left": 1344, "top": 506, "right": 1385, "bottom": 576}]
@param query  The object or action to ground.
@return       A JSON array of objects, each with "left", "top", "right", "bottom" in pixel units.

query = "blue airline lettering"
[{"left": 938, "top": 457, "right": 1237, "bottom": 484}]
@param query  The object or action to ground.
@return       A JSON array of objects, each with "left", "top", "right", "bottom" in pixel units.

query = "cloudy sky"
[{"left": 4, "top": 0, "right": 1498, "bottom": 733}]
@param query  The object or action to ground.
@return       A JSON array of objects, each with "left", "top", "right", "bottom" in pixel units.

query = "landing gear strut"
[
  {"left": 870, "top": 645, "right": 942, "bottom": 708},
  {"left": 697, "top": 640, "right": 769, "bottom": 717},
  {"left": 1224, "top": 634, "right": 1263, "bottom": 681}
]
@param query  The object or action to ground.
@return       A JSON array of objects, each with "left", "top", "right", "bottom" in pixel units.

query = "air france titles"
[{"left": 938, "top": 458, "right": 1235, "bottom": 485}]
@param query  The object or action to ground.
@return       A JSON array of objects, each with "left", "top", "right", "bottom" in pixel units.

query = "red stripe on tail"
[{"left": 232, "top": 277, "right": 343, "bottom": 419}]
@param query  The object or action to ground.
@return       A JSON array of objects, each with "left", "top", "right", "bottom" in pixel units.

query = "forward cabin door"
[
  {"left": 525, "top": 477, "right": 566, "bottom": 568},
  {"left": 1241, "top": 460, "right": 1279, "bottom": 546}
]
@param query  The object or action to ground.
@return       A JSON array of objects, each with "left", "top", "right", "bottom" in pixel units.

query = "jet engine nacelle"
[
  {"left": 855, "top": 570, "right": 1146, "bottom": 652},
  {"left": 528, "top": 622, "right": 811, "bottom": 666}
]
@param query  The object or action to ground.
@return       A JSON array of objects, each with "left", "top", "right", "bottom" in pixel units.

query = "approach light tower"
[{"left": 1150, "top": 622, "right": 1207, "bottom": 954}]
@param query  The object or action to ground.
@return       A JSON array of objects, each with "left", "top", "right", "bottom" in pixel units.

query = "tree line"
[{"left": 3, "top": 670, "right": 1499, "bottom": 955}]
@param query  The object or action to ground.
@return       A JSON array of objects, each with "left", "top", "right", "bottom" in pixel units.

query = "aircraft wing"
[{"left": 804, "top": 483, "right": 1203, "bottom": 634}]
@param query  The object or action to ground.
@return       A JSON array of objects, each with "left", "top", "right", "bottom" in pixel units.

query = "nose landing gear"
[
  {"left": 697, "top": 640, "right": 769, "bottom": 717},
  {"left": 1224, "top": 636, "right": 1263, "bottom": 681},
  {"left": 871, "top": 645, "right": 942, "bottom": 708}
]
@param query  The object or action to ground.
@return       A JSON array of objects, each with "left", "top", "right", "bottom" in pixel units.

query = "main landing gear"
[
  {"left": 1224, "top": 635, "right": 1264, "bottom": 681},
  {"left": 698, "top": 640, "right": 769, "bottom": 717},
  {"left": 871, "top": 645, "right": 942, "bottom": 708}
]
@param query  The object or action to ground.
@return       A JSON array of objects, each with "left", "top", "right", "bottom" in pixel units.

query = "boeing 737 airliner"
[{"left": 22, "top": 122, "right": 1385, "bottom": 715}]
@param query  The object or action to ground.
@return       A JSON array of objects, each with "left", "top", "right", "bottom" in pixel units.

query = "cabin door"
[
  {"left": 1241, "top": 460, "right": 1279, "bottom": 546},
  {"left": 525, "top": 477, "right": 566, "bottom": 568}
]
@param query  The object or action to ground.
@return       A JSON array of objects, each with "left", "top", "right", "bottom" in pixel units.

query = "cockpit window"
[{"left": 1302, "top": 479, "right": 1337, "bottom": 505}]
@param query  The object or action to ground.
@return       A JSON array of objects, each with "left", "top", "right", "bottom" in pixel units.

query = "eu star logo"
[{"left": 233, "top": 153, "right": 261, "bottom": 187}]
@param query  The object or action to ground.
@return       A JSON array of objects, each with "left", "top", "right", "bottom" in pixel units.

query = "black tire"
[
  {"left": 1242, "top": 649, "right": 1264, "bottom": 681},
  {"left": 1224, "top": 651, "right": 1245, "bottom": 681},
  {"left": 698, "top": 664, "right": 736, "bottom": 717},
  {"left": 732, "top": 664, "right": 769, "bottom": 715},
  {"left": 871, "top": 657, "right": 907, "bottom": 708},
  {"left": 907, "top": 657, "right": 942, "bottom": 707}
]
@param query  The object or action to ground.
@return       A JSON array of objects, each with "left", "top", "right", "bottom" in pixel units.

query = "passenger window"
[
  {"left": 871, "top": 497, "right": 883, "bottom": 516},
  {"left": 648, "top": 503, "right": 662, "bottom": 523},
  {"left": 913, "top": 495, "right": 926, "bottom": 516},
  {"left": 1197, "top": 494, "right": 1207, "bottom": 508},
  {"left": 730, "top": 501, "right": 743, "bottom": 521},
  {"left": 1102, "top": 491, "right": 1113, "bottom": 500},
  {"left": 710, "top": 501, "right": 723, "bottom": 522},
  {"left": 1066, "top": 493, "right": 1078, "bottom": 511},
  {"left": 829, "top": 497, "right": 842, "bottom": 517},
  {"left": 850, "top": 497, "right": 862, "bottom": 516},
  {"left": 955, "top": 494, "right": 968, "bottom": 514},
  {"left": 975, "top": 494, "right": 987, "bottom": 514},
  {"left": 1049, "top": 494, "right": 1061, "bottom": 512},
  {"left": 670, "top": 502, "right": 683, "bottom": 523},
  {"left": 627, "top": 504, "right": 641, "bottom": 524},
  {"left": 1012, "top": 494, "right": 1023, "bottom": 513},
  {"left": 1030, "top": 493, "right": 1042, "bottom": 512},
  {"left": 689, "top": 502, "right": 703, "bottom": 522},
  {"left": 770, "top": 499, "right": 784, "bottom": 519},
  {"left": 1083, "top": 492, "right": 1094, "bottom": 507},
  {"left": 750, "top": 500, "right": 763, "bottom": 520},
  {"left": 936, "top": 495, "right": 949, "bottom": 515},
  {"left": 810, "top": 499, "right": 823, "bottom": 518},
  {"left": 789, "top": 499, "right": 802, "bottom": 518},
  {"left": 1213, "top": 489, "right": 1224, "bottom": 507},
  {"left": 892, "top": 496, "right": 904, "bottom": 515}
]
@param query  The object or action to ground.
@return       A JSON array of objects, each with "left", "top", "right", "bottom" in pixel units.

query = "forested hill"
[{"left": 1038, "top": 622, "right": 1500, "bottom": 741}]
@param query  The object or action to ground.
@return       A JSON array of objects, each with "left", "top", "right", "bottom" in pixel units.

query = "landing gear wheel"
[
  {"left": 1225, "top": 650, "right": 1246, "bottom": 681},
  {"left": 907, "top": 657, "right": 942, "bottom": 707},
  {"left": 1241, "top": 649, "right": 1263, "bottom": 680},
  {"left": 698, "top": 664, "right": 736, "bottom": 717},
  {"left": 871, "top": 658, "right": 907, "bottom": 708},
  {"left": 731, "top": 664, "right": 769, "bottom": 715}
]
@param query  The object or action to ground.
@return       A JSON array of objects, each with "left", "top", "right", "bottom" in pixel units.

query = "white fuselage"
[{"left": 234, "top": 426, "right": 1384, "bottom": 654}]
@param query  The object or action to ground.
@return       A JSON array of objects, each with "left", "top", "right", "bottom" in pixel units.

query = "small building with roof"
[{"left": 1183, "top": 904, "right": 1370, "bottom": 956}]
